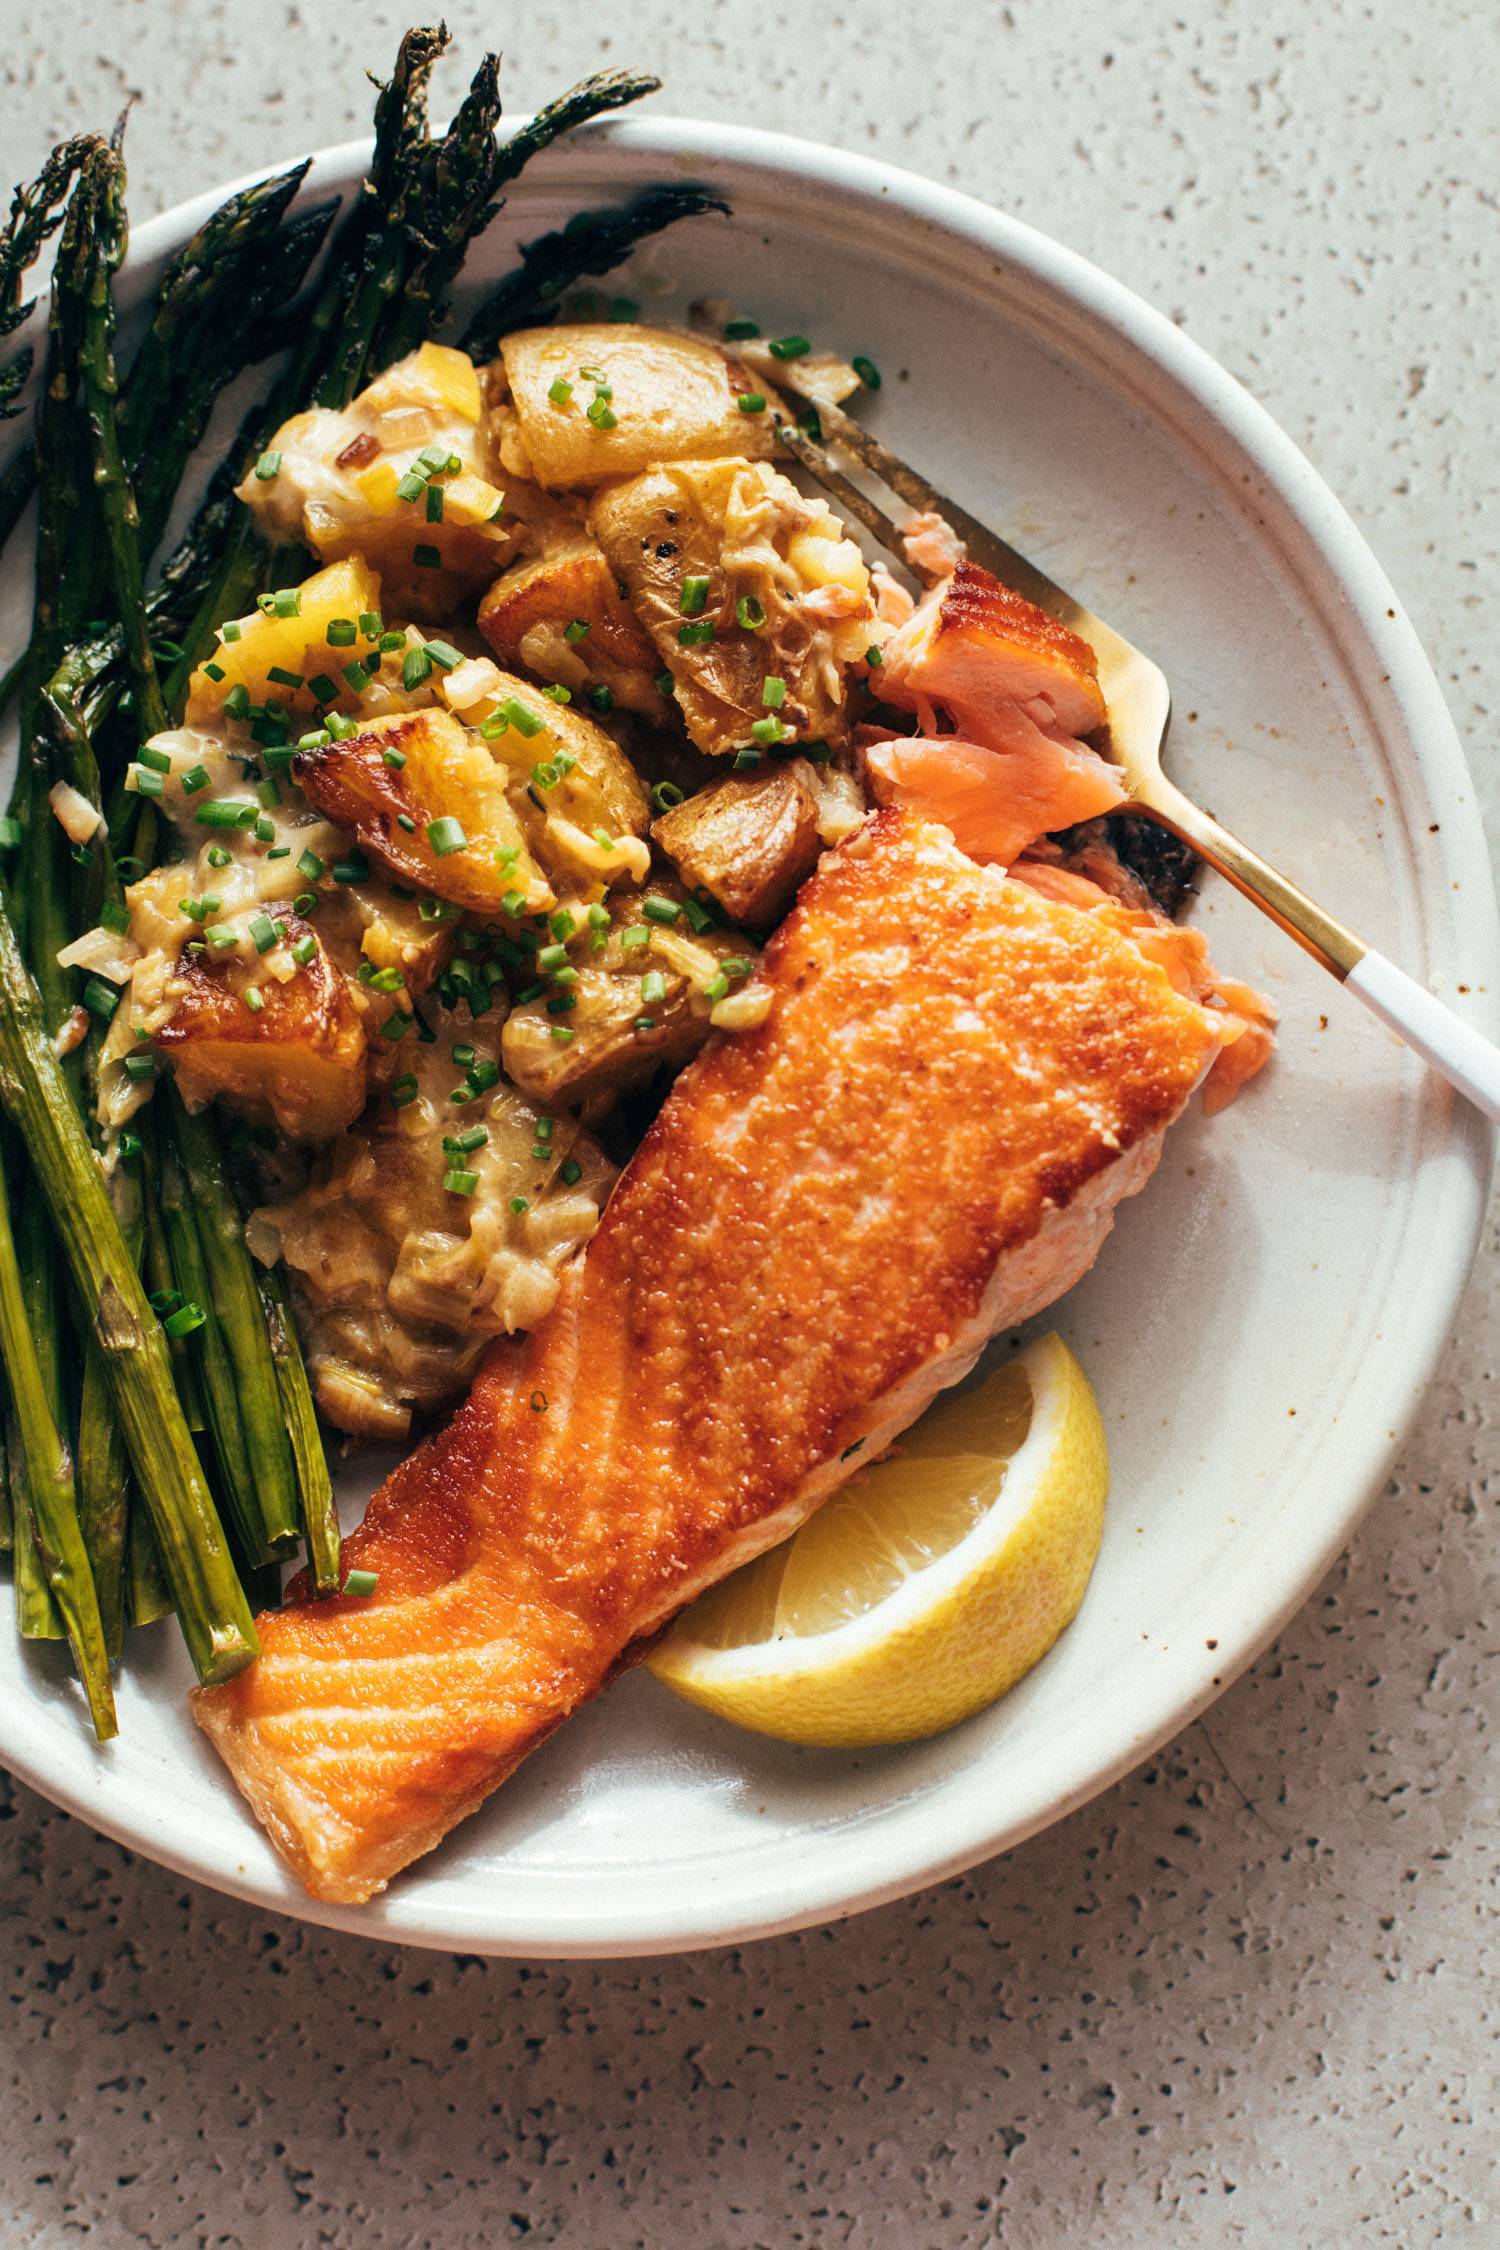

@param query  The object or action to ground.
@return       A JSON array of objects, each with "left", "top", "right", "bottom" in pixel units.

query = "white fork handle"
[{"left": 1346, "top": 951, "right": 1500, "bottom": 1125}]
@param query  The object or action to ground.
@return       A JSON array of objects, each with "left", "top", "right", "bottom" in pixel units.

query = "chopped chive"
[
  {"left": 396, "top": 813, "right": 417, "bottom": 832},
  {"left": 703, "top": 971, "right": 730, "bottom": 1002},
  {"left": 443, "top": 1166, "right": 481, "bottom": 1195},
  {"left": 538, "top": 943, "right": 569, "bottom": 972},
  {"left": 426, "top": 816, "right": 467, "bottom": 857},
  {"left": 389, "top": 1074, "right": 419, "bottom": 1108},
  {"left": 204, "top": 924, "right": 237, "bottom": 951},
  {"left": 272, "top": 588, "right": 301, "bottom": 618},
  {"left": 450, "top": 1125, "right": 487, "bottom": 1153},
  {"left": 131, "top": 767, "right": 166, "bottom": 799},
  {"left": 621, "top": 925, "right": 649, "bottom": 950},
  {"left": 750, "top": 715, "right": 789, "bottom": 744},
  {"left": 396, "top": 469, "right": 427, "bottom": 503},
  {"left": 402, "top": 646, "right": 432, "bottom": 690},
  {"left": 542, "top": 683, "right": 571, "bottom": 705},
  {"left": 137, "top": 744, "right": 171, "bottom": 772},
  {"left": 509, "top": 1196, "right": 529, "bottom": 1215},
  {"left": 679, "top": 575, "right": 711, "bottom": 618},
  {"left": 735, "top": 746, "right": 764, "bottom": 769},
  {"left": 468, "top": 1058, "right": 501, "bottom": 1092},
  {"left": 359, "top": 611, "right": 383, "bottom": 640},
  {"left": 266, "top": 664, "right": 304, "bottom": 689},
  {"left": 424, "top": 482, "right": 445, "bottom": 523},
  {"left": 256, "top": 777, "right": 281, "bottom": 808},
  {"left": 852, "top": 354, "right": 882, "bottom": 390},
  {"left": 100, "top": 899, "right": 131, "bottom": 936},
  {"left": 242, "top": 986, "right": 265, "bottom": 1014},
  {"left": 296, "top": 849, "right": 325, "bottom": 882},
  {"left": 380, "top": 630, "right": 406, "bottom": 653},
  {"left": 206, "top": 844, "right": 232, "bottom": 869},
  {"left": 220, "top": 620, "right": 242, "bottom": 643},
  {"left": 564, "top": 618, "right": 591, "bottom": 645},
  {"left": 333, "top": 854, "right": 369, "bottom": 883},
  {"left": 654, "top": 670, "right": 675, "bottom": 696},
  {"left": 382, "top": 745, "right": 407, "bottom": 768},
  {"left": 769, "top": 334, "right": 810, "bottom": 360},
  {"left": 123, "top": 1052, "right": 157, "bottom": 1083},
  {"left": 678, "top": 619, "right": 715, "bottom": 648},
  {"left": 499, "top": 698, "right": 544, "bottom": 738},
  {"left": 291, "top": 934, "right": 318, "bottom": 966},
  {"left": 418, "top": 442, "right": 450, "bottom": 474},
  {"left": 342, "top": 660, "right": 372, "bottom": 693},
  {"left": 865, "top": 644, "right": 883, "bottom": 668},
  {"left": 222, "top": 682, "right": 252, "bottom": 719},
  {"left": 81, "top": 976, "right": 119, "bottom": 1021},
  {"left": 642, "top": 895, "right": 682, "bottom": 926},
  {"left": 180, "top": 763, "right": 211, "bottom": 794},
  {"left": 761, "top": 676, "right": 786, "bottom": 707},
  {"left": 424, "top": 639, "right": 461, "bottom": 671},
  {"left": 253, "top": 449, "right": 282, "bottom": 480},
  {"left": 195, "top": 797, "right": 257, "bottom": 828},
  {"left": 736, "top": 595, "right": 765, "bottom": 631},
  {"left": 379, "top": 1011, "right": 413, "bottom": 1042},
  {"left": 201, "top": 660, "right": 226, "bottom": 683},
  {"left": 118, "top": 1130, "right": 143, "bottom": 1159},
  {"left": 342, "top": 1570, "right": 378, "bottom": 1598},
  {"left": 651, "top": 780, "right": 684, "bottom": 812},
  {"left": 640, "top": 970, "right": 667, "bottom": 1005},
  {"left": 737, "top": 392, "right": 767, "bottom": 415},
  {"left": 308, "top": 673, "right": 339, "bottom": 705},
  {"left": 724, "top": 317, "right": 760, "bottom": 340},
  {"left": 164, "top": 1300, "right": 208, "bottom": 1337},
  {"left": 585, "top": 395, "right": 618, "bottom": 431},
  {"left": 585, "top": 683, "right": 615, "bottom": 714},
  {"left": 325, "top": 618, "right": 358, "bottom": 649},
  {"left": 560, "top": 1157, "right": 583, "bottom": 1187},
  {"left": 480, "top": 712, "right": 508, "bottom": 741},
  {"left": 547, "top": 375, "right": 574, "bottom": 406},
  {"left": 253, "top": 814, "right": 275, "bottom": 843}
]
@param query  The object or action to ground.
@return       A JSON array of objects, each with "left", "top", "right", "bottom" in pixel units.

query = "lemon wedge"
[{"left": 647, "top": 1332, "right": 1108, "bottom": 1747}]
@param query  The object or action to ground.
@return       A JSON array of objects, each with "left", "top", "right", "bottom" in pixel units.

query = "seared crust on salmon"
[{"left": 193, "top": 811, "right": 1220, "bottom": 1902}]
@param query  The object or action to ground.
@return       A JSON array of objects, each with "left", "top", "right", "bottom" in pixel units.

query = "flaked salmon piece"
[
  {"left": 193, "top": 811, "right": 1221, "bottom": 1903},
  {"left": 873, "top": 560, "right": 1125, "bottom": 864}
]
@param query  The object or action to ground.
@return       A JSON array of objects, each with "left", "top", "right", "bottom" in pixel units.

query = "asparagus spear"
[
  {"left": 0, "top": 136, "right": 99, "bottom": 538},
  {"left": 255, "top": 1261, "right": 340, "bottom": 1596},
  {"left": 79, "top": 141, "right": 167, "bottom": 743},
  {"left": 0, "top": 1126, "right": 115, "bottom": 1737},
  {"left": 0, "top": 895, "right": 257, "bottom": 1681},
  {"left": 459, "top": 185, "right": 729, "bottom": 358}
]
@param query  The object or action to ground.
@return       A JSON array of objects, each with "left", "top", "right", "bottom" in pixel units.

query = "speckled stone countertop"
[{"left": 3, "top": 3, "right": 1496, "bottom": 2243}]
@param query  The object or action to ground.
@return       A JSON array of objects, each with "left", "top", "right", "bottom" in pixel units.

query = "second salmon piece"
[{"left": 193, "top": 810, "right": 1221, "bottom": 1903}]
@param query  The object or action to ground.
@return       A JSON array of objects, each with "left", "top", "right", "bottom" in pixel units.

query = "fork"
[{"left": 776, "top": 393, "right": 1500, "bottom": 1127}]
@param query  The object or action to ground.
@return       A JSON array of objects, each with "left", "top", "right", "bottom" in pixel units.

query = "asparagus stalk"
[
  {"left": 0, "top": 136, "right": 99, "bottom": 535},
  {"left": 78, "top": 141, "right": 167, "bottom": 743},
  {"left": 75, "top": 1343, "right": 128, "bottom": 1659},
  {"left": 256, "top": 1262, "right": 340, "bottom": 1595},
  {"left": 0, "top": 896, "right": 257, "bottom": 1681},
  {"left": 167, "top": 1096, "right": 300, "bottom": 1562},
  {"left": 459, "top": 185, "right": 729, "bottom": 358},
  {"left": 0, "top": 1127, "right": 115, "bottom": 1737},
  {"left": 154, "top": 1121, "right": 258, "bottom": 1554}
]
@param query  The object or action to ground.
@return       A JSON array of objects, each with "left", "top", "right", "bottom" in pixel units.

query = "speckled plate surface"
[{"left": 1, "top": 121, "right": 1495, "bottom": 1958}]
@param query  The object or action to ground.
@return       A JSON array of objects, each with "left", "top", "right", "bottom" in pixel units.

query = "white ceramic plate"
[{"left": 2, "top": 121, "right": 1495, "bottom": 1958}]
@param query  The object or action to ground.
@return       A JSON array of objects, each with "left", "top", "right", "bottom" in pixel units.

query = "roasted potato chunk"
[
  {"left": 294, "top": 707, "right": 550, "bottom": 918},
  {"left": 652, "top": 762, "right": 822, "bottom": 931},
  {"left": 153, "top": 909, "right": 368, "bottom": 1141},
  {"left": 447, "top": 668, "right": 652, "bottom": 894},
  {"left": 589, "top": 459, "right": 874, "bottom": 758},
  {"left": 498, "top": 324, "right": 775, "bottom": 489},
  {"left": 186, "top": 557, "right": 384, "bottom": 724},
  {"left": 236, "top": 344, "right": 512, "bottom": 620},
  {"left": 477, "top": 533, "right": 661, "bottom": 715},
  {"left": 253, "top": 1010, "right": 615, "bottom": 1437},
  {"left": 500, "top": 886, "right": 756, "bottom": 1111}
]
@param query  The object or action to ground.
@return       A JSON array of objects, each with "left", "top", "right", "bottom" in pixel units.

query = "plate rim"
[{"left": 3, "top": 114, "right": 1495, "bottom": 1957}]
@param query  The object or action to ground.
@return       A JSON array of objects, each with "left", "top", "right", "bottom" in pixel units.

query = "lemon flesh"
[{"left": 646, "top": 1332, "right": 1108, "bottom": 1747}]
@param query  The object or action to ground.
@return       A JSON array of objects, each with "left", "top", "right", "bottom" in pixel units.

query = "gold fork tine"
[{"left": 773, "top": 419, "right": 919, "bottom": 570}]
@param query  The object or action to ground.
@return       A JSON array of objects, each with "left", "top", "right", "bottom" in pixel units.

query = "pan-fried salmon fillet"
[{"left": 193, "top": 811, "right": 1221, "bottom": 1903}]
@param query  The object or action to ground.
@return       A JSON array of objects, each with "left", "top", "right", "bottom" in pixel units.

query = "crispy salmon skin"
[{"left": 193, "top": 811, "right": 1220, "bottom": 1902}]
